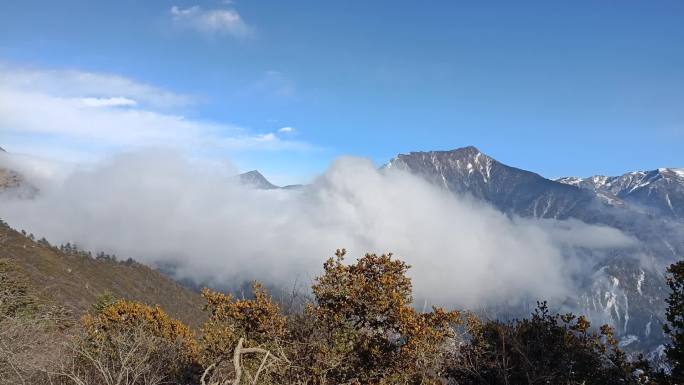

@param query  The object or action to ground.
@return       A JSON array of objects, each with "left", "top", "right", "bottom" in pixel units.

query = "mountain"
[
  {"left": 384, "top": 147, "right": 684, "bottom": 254},
  {"left": 238, "top": 170, "right": 303, "bottom": 190},
  {"left": 238, "top": 170, "right": 279, "bottom": 189},
  {"left": 385, "top": 146, "right": 596, "bottom": 219},
  {"left": 0, "top": 220, "right": 204, "bottom": 327},
  {"left": 557, "top": 168, "right": 684, "bottom": 221},
  {"left": 384, "top": 146, "right": 684, "bottom": 351}
]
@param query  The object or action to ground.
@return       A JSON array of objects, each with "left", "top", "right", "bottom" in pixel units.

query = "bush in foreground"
[{"left": 2, "top": 249, "right": 679, "bottom": 385}]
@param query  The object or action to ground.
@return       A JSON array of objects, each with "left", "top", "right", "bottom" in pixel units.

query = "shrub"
[
  {"left": 447, "top": 302, "right": 639, "bottom": 385},
  {"left": 200, "top": 282, "right": 288, "bottom": 384},
  {"left": 72, "top": 299, "right": 200, "bottom": 385}
]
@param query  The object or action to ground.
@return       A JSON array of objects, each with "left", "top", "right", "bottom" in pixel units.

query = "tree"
[{"left": 664, "top": 261, "right": 684, "bottom": 382}]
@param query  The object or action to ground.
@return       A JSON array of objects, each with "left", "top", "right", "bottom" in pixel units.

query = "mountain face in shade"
[
  {"left": 238, "top": 170, "right": 279, "bottom": 190},
  {"left": 557, "top": 168, "right": 684, "bottom": 221},
  {"left": 384, "top": 146, "right": 684, "bottom": 352}
]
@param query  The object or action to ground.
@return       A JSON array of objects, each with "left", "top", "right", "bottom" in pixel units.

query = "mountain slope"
[
  {"left": 238, "top": 170, "right": 279, "bottom": 189},
  {"left": 0, "top": 220, "right": 204, "bottom": 327}
]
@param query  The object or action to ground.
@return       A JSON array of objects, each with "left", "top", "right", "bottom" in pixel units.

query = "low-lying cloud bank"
[{"left": 0, "top": 151, "right": 636, "bottom": 308}]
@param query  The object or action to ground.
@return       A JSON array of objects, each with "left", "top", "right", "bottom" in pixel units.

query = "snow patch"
[
  {"left": 618, "top": 334, "right": 638, "bottom": 348},
  {"left": 611, "top": 277, "right": 619, "bottom": 287},
  {"left": 637, "top": 269, "right": 645, "bottom": 295}
]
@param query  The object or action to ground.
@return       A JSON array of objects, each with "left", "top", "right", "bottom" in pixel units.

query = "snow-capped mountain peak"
[{"left": 556, "top": 167, "right": 684, "bottom": 219}]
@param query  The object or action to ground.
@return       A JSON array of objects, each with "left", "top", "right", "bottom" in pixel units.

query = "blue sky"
[{"left": 1, "top": 0, "right": 683, "bottom": 184}]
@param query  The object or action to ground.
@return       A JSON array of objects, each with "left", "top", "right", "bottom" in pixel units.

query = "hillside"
[{"left": 0, "top": 220, "right": 204, "bottom": 327}]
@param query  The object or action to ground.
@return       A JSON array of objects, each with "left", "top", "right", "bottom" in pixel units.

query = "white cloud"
[
  {"left": 278, "top": 126, "right": 294, "bottom": 133},
  {"left": 0, "top": 151, "right": 637, "bottom": 308},
  {"left": 0, "top": 65, "right": 309, "bottom": 162},
  {"left": 257, "top": 133, "right": 276, "bottom": 141},
  {"left": 79, "top": 97, "right": 138, "bottom": 108},
  {"left": 170, "top": 5, "right": 252, "bottom": 38}
]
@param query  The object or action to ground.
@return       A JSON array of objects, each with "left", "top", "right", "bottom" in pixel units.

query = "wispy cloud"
[
  {"left": 170, "top": 5, "right": 252, "bottom": 38},
  {"left": 0, "top": 65, "right": 193, "bottom": 109},
  {"left": 0, "top": 65, "right": 309, "bottom": 163},
  {"left": 79, "top": 97, "right": 138, "bottom": 108},
  {"left": 278, "top": 126, "right": 295, "bottom": 133}
]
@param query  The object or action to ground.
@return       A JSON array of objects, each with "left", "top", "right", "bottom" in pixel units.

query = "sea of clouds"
[{"left": 0, "top": 150, "right": 637, "bottom": 308}]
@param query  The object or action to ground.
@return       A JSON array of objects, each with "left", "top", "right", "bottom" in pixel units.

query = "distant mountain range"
[
  {"left": 557, "top": 169, "right": 684, "bottom": 221},
  {"left": 384, "top": 146, "right": 684, "bottom": 225}
]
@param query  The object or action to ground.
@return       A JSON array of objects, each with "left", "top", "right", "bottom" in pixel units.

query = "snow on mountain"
[{"left": 557, "top": 168, "right": 684, "bottom": 220}]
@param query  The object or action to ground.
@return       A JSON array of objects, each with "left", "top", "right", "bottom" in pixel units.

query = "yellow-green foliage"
[{"left": 82, "top": 299, "right": 200, "bottom": 364}]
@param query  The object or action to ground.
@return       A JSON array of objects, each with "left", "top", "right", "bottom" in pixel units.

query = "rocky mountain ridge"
[{"left": 557, "top": 168, "right": 684, "bottom": 220}]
